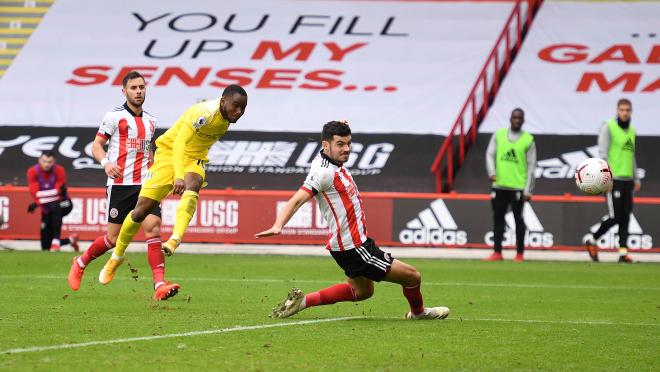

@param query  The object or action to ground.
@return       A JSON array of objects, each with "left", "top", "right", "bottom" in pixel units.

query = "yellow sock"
[
  {"left": 114, "top": 212, "right": 141, "bottom": 256},
  {"left": 173, "top": 190, "right": 199, "bottom": 241},
  {"left": 618, "top": 247, "right": 628, "bottom": 256}
]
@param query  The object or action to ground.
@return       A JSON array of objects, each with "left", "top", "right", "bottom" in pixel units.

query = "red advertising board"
[
  {"left": 1, "top": 186, "right": 658, "bottom": 252},
  {"left": 0, "top": 186, "right": 392, "bottom": 246}
]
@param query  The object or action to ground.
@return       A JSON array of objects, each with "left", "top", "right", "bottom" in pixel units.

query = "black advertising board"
[
  {"left": 392, "top": 197, "right": 657, "bottom": 250},
  {"left": 0, "top": 126, "right": 442, "bottom": 192},
  {"left": 454, "top": 134, "right": 658, "bottom": 196}
]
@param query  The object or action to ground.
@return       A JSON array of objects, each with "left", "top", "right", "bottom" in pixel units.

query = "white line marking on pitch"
[
  {"left": 449, "top": 318, "right": 660, "bottom": 327},
  {"left": 1, "top": 316, "right": 363, "bottom": 355},
  {"left": 2, "top": 275, "right": 659, "bottom": 291}
]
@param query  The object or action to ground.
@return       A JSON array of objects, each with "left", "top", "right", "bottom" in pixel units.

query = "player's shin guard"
[
  {"left": 403, "top": 284, "right": 425, "bottom": 316},
  {"left": 304, "top": 283, "right": 357, "bottom": 308},
  {"left": 114, "top": 212, "right": 141, "bottom": 257},
  {"left": 172, "top": 190, "right": 199, "bottom": 241},
  {"left": 146, "top": 237, "right": 165, "bottom": 287}
]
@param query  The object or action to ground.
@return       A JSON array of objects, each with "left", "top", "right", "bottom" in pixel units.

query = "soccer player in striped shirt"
[
  {"left": 255, "top": 121, "right": 450, "bottom": 320},
  {"left": 98, "top": 84, "right": 248, "bottom": 284},
  {"left": 68, "top": 71, "right": 179, "bottom": 301}
]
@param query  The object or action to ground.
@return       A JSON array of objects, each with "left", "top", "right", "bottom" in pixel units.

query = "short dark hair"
[
  {"left": 512, "top": 107, "right": 525, "bottom": 116},
  {"left": 122, "top": 71, "right": 145, "bottom": 88},
  {"left": 617, "top": 98, "right": 632, "bottom": 108},
  {"left": 222, "top": 84, "right": 247, "bottom": 98},
  {"left": 322, "top": 121, "right": 351, "bottom": 142},
  {"left": 40, "top": 150, "right": 55, "bottom": 158}
]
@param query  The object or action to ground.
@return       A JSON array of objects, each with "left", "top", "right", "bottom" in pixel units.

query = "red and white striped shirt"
[
  {"left": 97, "top": 103, "right": 157, "bottom": 186},
  {"left": 301, "top": 151, "right": 368, "bottom": 251}
]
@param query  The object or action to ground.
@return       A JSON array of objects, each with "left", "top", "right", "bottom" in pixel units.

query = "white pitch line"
[
  {"left": 1, "top": 316, "right": 363, "bottom": 355},
  {"left": 3, "top": 315, "right": 657, "bottom": 355},
  {"left": 2, "top": 275, "right": 659, "bottom": 291},
  {"left": 449, "top": 318, "right": 660, "bottom": 327}
]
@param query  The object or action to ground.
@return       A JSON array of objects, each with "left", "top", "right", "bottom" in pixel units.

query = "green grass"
[{"left": 0, "top": 251, "right": 658, "bottom": 371}]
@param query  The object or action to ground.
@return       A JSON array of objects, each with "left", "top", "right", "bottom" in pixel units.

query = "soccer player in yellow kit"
[{"left": 99, "top": 85, "right": 248, "bottom": 284}]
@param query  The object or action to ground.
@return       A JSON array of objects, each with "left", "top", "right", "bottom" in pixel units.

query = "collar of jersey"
[
  {"left": 320, "top": 150, "right": 342, "bottom": 168},
  {"left": 123, "top": 102, "right": 143, "bottom": 117}
]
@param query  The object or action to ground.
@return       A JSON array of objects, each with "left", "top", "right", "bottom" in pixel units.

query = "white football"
[{"left": 575, "top": 158, "right": 613, "bottom": 195}]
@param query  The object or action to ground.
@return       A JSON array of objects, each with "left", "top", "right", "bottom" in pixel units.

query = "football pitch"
[{"left": 1, "top": 251, "right": 658, "bottom": 371}]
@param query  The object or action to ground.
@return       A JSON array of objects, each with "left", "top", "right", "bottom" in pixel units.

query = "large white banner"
[
  {"left": 0, "top": 0, "right": 513, "bottom": 134},
  {"left": 481, "top": 1, "right": 660, "bottom": 135}
]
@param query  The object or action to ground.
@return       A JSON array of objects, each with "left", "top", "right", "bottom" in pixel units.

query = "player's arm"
[
  {"left": 54, "top": 165, "right": 67, "bottom": 198},
  {"left": 485, "top": 132, "right": 497, "bottom": 181},
  {"left": 26, "top": 167, "right": 40, "bottom": 203},
  {"left": 523, "top": 141, "right": 537, "bottom": 200},
  {"left": 92, "top": 135, "right": 122, "bottom": 179},
  {"left": 597, "top": 122, "right": 609, "bottom": 160},
  {"left": 95, "top": 114, "right": 123, "bottom": 179},
  {"left": 633, "top": 155, "right": 641, "bottom": 192},
  {"left": 254, "top": 189, "right": 312, "bottom": 238},
  {"left": 26, "top": 167, "right": 40, "bottom": 213},
  {"left": 171, "top": 111, "right": 198, "bottom": 195}
]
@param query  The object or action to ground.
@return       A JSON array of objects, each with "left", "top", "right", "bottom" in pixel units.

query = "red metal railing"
[{"left": 430, "top": 0, "right": 543, "bottom": 193}]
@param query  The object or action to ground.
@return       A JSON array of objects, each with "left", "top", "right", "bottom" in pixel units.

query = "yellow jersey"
[{"left": 155, "top": 98, "right": 230, "bottom": 179}]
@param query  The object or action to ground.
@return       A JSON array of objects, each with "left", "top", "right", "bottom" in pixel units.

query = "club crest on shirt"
[{"left": 193, "top": 116, "right": 207, "bottom": 129}]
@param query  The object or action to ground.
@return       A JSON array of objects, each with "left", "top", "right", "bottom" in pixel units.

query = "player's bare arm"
[
  {"left": 92, "top": 135, "right": 122, "bottom": 179},
  {"left": 171, "top": 122, "right": 196, "bottom": 195},
  {"left": 255, "top": 189, "right": 312, "bottom": 238}
]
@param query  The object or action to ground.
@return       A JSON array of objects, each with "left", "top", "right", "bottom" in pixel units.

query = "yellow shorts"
[{"left": 139, "top": 148, "right": 207, "bottom": 201}]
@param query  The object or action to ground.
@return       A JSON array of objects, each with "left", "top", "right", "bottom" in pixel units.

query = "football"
[{"left": 575, "top": 158, "right": 613, "bottom": 195}]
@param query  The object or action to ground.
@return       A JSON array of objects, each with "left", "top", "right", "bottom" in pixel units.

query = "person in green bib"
[
  {"left": 584, "top": 98, "right": 640, "bottom": 263},
  {"left": 483, "top": 108, "right": 536, "bottom": 262}
]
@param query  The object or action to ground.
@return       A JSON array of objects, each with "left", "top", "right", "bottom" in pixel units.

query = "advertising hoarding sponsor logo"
[
  {"left": 484, "top": 203, "right": 554, "bottom": 248},
  {"left": 584, "top": 214, "right": 653, "bottom": 250},
  {"left": 0, "top": 196, "right": 8, "bottom": 230},
  {"left": 0, "top": 127, "right": 441, "bottom": 191},
  {"left": 162, "top": 199, "right": 239, "bottom": 234},
  {"left": 207, "top": 141, "right": 394, "bottom": 176},
  {"left": 279, "top": 200, "right": 328, "bottom": 237},
  {"left": 398, "top": 199, "right": 467, "bottom": 245},
  {"left": 535, "top": 145, "right": 646, "bottom": 180}
]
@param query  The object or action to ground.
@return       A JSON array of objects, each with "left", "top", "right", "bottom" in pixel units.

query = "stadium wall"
[{"left": 1, "top": 186, "right": 658, "bottom": 252}]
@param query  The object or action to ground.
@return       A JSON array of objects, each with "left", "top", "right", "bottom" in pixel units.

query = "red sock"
[
  {"left": 402, "top": 284, "right": 425, "bottom": 315},
  {"left": 80, "top": 235, "right": 113, "bottom": 266},
  {"left": 305, "top": 283, "right": 357, "bottom": 308},
  {"left": 147, "top": 237, "right": 165, "bottom": 286}
]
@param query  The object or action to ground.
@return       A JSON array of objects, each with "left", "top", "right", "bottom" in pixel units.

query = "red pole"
[
  {"left": 505, "top": 28, "right": 511, "bottom": 71},
  {"left": 459, "top": 119, "right": 465, "bottom": 164},
  {"left": 470, "top": 98, "right": 477, "bottom": 142},
  {"left": 482, "top": 74, "right": 489, "bottom": 114},
  {"left": 516, "top": 5, "right": 522, "bottom": 50},
  {"left": 447, "top": 140, "right": 454, "bottom": 190},
  {"left": 493, "top": 47, "right": 500, "bottom": 94}
]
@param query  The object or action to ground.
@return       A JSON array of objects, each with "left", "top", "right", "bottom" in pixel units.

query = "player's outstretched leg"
[
  {"left": 154, "top": 281, "right": 180, "bottom": 301},
  {"left": 146, "top": 235, "right": 181, "bottom": 301},
  {"left": 68, "top": 257, "right": 85, "bottom": 291},
  {"left": 384, "top": 260, "right": 450, "bottom": 320},
  {"left": 163, "top": 190, "right": 199, "bottom": 256},
  {"left": 69, "top": 235, "right": 114, "bottom": 291},
  {"left": 270, "top": 282, "right": 360, "bottom": 318},
  {"left": 99, "top": 212, "right": 141, "bottom": 284},
  {"left": 271, "top": 288, "right": 307, "bottom": 318},
  {"left": 404, "top": 306, "right": 450, "bottom": 320}
]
